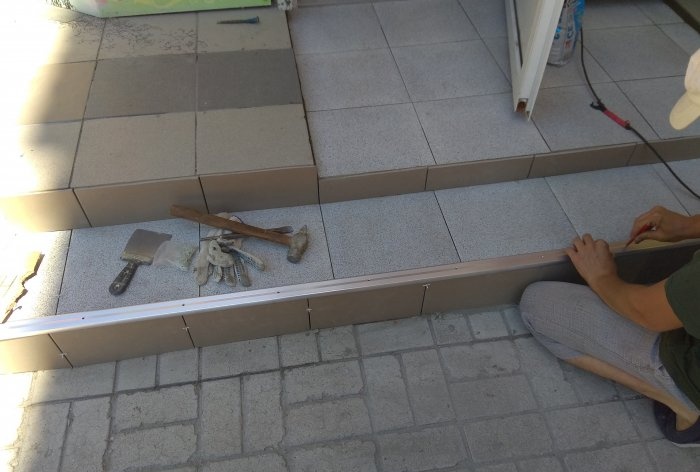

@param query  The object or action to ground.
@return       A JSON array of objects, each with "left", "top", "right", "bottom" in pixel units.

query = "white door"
[{"left": 505, "top": 0, "right": 564, "bottom": 118}]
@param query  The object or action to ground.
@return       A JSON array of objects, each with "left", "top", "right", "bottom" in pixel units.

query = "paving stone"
[
  {"left": 288, "top": 4, "right": 387, "bottom": 54},
  {"left": 61, "top": 397, "right": 110, "bottom": 472},
  {"left": 284, "top": 361, "right": 363, "bottom": 404},
  {"left": 441, "top": 340, "right": 519, "bottom": 380},
  {"left": 476, "top": 465, "right": 516, "bottom": 472},
  {"left": 201, "top": 337, "right": 278, "bottom": 379},
  {"left": 464, "top": 413, "right": 553, "bottom": 463},
  {"left": 116, "top": 356, "right": 156, "bottom": 391},
  {"left": 546, "top": 402, "right": 638, "bottom": 450},
  {"left": 517, "top": 456, "right": 563, "bottom": 472},
  {"left": 201, "top": 453, "right": 287, "bottom": 472},
  {"left": 158, "top": 348, "right": 199, "bottom": 385},
  {"left": 502, "top": 307, "right": 529, "bottom": 336},
  {"left": 31, "top": 363, "right": 115, "bottom": 403},
  {"left": 515, "top": 338, "right": 578, "bottom": 407},
  {"left": 374, "top": 0, "right": 478, "bottom": 47},
  {"left": 451, "top": 375, "right": 537, "bottom": 419},
  {"left": 402, "top": 350, "right": 454, "bottom": 424},
  {"left": 288, "top": 440, "right": 377, "bottom": 472},
  {"left": 646, "top": 439, "right": 700, "bottom": 472},
  {"left": 197, "top": 50, "right": 301, "bottom": 111},
  {"left": 242, "top": 372, "right": 283, "bottom": 453},
  {"left": 563, "top": 443, "right": 655, "bottom": 472},
  {"left": 429, "top": 312, "right": 472, "bottom": 345},
  {"left": 114, "top": 385, "right": 197, "bottom": 432},
  {"left": 108, "top": 424, "right": 196, "bottom": 471},
  {"left": 319, "top": 326, "right": 358, "bottom": 361},
  {"left": 363, "top": 355, "right": 413, "bottom": 432},
  {"left": 280, "top": 331, "right": 320, "bottom": 368},
  {"left": 284, "top": 398, "right": 372, "bottom": 446},
  {"left": 560, "top": 362, "right": 619, "bottom": 404},
  {"left": 15, "top": 403, "right": 69, "bottom": 472},
  {"left": 357, "top": 317, "right": 433, "bottom": 355},
  {"left": 378, "top": 425, "right": 466, "bottom": 472},
  {"left": 85, "top": 55, "right": 195, "bottom": 118},
  {"left": 200, "top": 378, "right": 242, "bottom": 457},
  {"left": 468, "top": 311, "right": 509, "bottom": 339},
  {"left": 625, "top": 398, "right": 664, "bottom": 440}
]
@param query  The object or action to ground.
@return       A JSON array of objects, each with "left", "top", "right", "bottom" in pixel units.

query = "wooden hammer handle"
[{"left": 171, "top": 205, "right": 291, "bottom": 247}]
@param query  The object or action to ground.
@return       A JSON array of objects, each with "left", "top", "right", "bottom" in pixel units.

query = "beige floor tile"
[
  {"left": 73, "top": 113, "right": 195, "bottom": 187},
  {"left": 99, "top": 13, "right": 196, "bottom": 59},
  {"left": 0, "top": 122, "right": 80, "bottom": 194},
  {"left": 197, "top": 7, "right": 290, "bottom": 53},
  {"left": 196, "top": 105, "right": 312, "bottom": 175}
]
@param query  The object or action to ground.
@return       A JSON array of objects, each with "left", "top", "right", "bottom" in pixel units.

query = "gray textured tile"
[
  {"left": 99, "top": 13, "right": 196, "bottom": 59},
  {"left": 197, "top": 105, "right": 313, "bottom": 174},
  {"left": 289, "top": 4, "right": 386, "bottom": 54},
  {"left": 653, "top": 159, "right": 700, "bottom": 214},
  {"left": 297, "top": 49, "right": 409, "bottom": 111},
  {"left": 546, "top": 166, "right": 688, "bottom": 242},
  {"left": 73, "top": 113, "right": 195, "bottom": 187},
  {"left": 619, "top": 76, "right": 700, "bottom": 139},
  {"left": 199, "top": 205, "right": 333, "bottom": 296},
  {"left": 541, "top": 43, "right": 612, "bottom": 88},
  {"left": 1, "top": 122, "right": 80, "bottom": 193},
  {"left": 459, "top": 0, "right": 506, "bottom": 38},
  {"left": 585, "top": 26, "right": 689, "bottom": 81},
  {"left": 308, "top": 104, "right": 434, "bottom": 178},
  {"left": 436, "top": 180, "right": 575, "bottom": 260},
  {"left": 660, "top": 23, "right": 700, "bottom": 55},
  {"left": 86, "top": 55, "right": 195, "bottom": 119},
  {"left": 321, "top": 193, "right": 459, "bottom": 278},
  {"left": 393, "top": 40, "right": 509, "bottom": 102},
  {"left": 483, "top": 36, "right": 510, "bottom": 81},
  {"left": 8, "top": 230, "right": 70, "bottom": 321},
  {"left": 197, "top": 8, "right": 290, "bottom": 53},
  {"left": 57, "top": 219, "right": 199, "bottom": 314},
  {"left": 374, "top": 0, "right": 478, "bottom": 47},
  {"left": 634, "top": 0, "right": 684, "bottom": 24},
  {"left": 18, "top": 61, "right": 94, "bottom": 125},
  {"left": 531, "top": 84, "right": 657, "bottom": 151},
  {"left": 198, "top": 50, "right": 301, "bottom": 110},
  {"left": 583, "top": 0, "right": 653, "bottom": 29},
  {"left": 415, "top": 94, "right": 549, "bottom": 164}
]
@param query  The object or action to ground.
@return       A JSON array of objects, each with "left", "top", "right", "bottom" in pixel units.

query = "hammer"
[{"left": 171, "top": 205, "right": 309, "bottom": 263}]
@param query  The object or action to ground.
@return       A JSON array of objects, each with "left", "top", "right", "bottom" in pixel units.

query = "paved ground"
[{"left": 2, "top": 308, "right": 700, "bottom": 472}]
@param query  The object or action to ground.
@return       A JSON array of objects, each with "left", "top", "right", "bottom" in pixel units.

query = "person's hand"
[
  {"left": 565, "top": 234, "right": 617, "bottom": 289},
  {"left": 629, "top": 206, "right": 693, "bottom": 244}
]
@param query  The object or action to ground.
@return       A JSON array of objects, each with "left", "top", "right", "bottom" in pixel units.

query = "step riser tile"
[
  {"left": 0, "top": 189, "right": 89, "bottom": 232},
  {"left": 629, "top": 137, "right": 700, "bottom": 165},
  {"left": 319, "top": 168, "right": 427, "bottom": 204},
  {"left": 201, "top": 166, "right": 318, "bottom": 214},
  {"left": 74, "top": 177, "right": 206, "bottom": 227},
  {"left": 426, "top": 156, "right": 532, "bottom": 190},
  {"left": 529, "top": 145, "right": 634, "bottom": 178},
  {"left": 0, "top": 336, "right": 71, "bottom": 374}
]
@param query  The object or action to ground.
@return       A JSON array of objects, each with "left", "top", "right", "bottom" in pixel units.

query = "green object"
[
  {"left": 659, "top": 250, "right": 700, "bottom": 409},
  {"left": 47, "top": 0, "right": 271, "bottom": 18}
]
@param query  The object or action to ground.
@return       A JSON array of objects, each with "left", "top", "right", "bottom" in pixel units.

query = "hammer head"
[{"left": 286, "top": 225, "right": 309, "bottom": 263}]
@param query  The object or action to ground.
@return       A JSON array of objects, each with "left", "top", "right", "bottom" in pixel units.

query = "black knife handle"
[{"left": 109, "top": 261, "right": 140, "bottom": 295}]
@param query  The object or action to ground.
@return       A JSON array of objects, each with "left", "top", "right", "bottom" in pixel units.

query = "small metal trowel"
[{"left": 109, "top": 229, "right": 172, "bottom": 296}]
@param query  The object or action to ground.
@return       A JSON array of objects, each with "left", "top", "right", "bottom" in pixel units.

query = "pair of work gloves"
[{"left": 195, "top": 213, "right": 265, "bottom": 288}]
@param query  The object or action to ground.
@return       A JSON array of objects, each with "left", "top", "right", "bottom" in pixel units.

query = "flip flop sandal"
[{"left": 653, "top": 401, "right": 700, "bottom": 447}]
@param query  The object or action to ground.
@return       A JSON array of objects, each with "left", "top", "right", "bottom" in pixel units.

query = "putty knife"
[{"left": 109, "top": 229, "right": 171, "bottom": 296}]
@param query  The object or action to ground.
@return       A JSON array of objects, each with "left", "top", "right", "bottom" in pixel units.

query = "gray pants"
[{"left": 520, "top": 281, "right": 698, "bottom": 413}]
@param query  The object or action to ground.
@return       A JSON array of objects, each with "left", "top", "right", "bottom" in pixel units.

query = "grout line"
[
  {"left": 317, "top": 204, "right": 337, "bottom": 279},
  {"left": 431, "top": 191, "right": 462, "bottom": 263}
]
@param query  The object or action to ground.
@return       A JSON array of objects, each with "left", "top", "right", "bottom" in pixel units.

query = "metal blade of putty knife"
[{"left": 109, "top": 229, "right": 172, "bottom": 296}]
